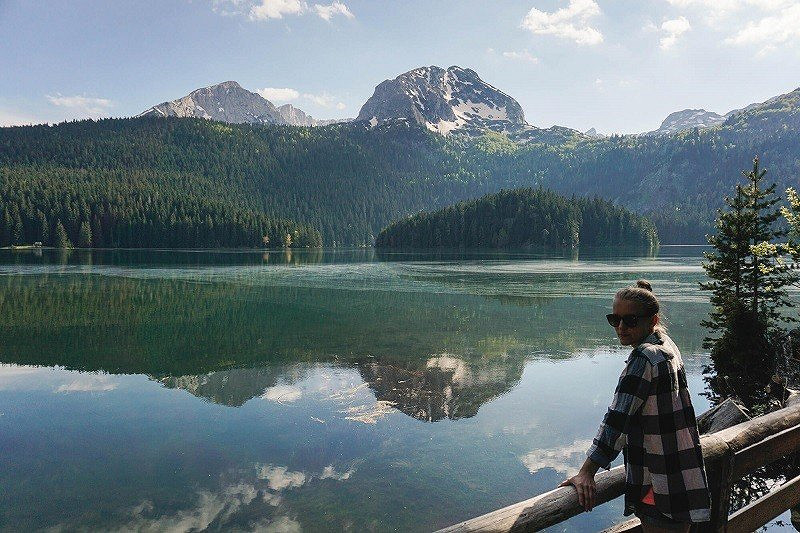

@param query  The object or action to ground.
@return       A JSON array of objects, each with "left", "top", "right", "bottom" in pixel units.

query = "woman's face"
[{"left": 611, "top": 297, "right": 657, "bottom": 347}]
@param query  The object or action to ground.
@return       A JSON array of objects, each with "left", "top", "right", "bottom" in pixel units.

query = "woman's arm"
[
  {"left": 560, "top": 352, "right": 652, "bottom": 511},
  {"left": 559, "top": 457, "right": 601, "bottom": 510},
  {"left": 586, "top": 352, "right": 652, "bottom": 468}
]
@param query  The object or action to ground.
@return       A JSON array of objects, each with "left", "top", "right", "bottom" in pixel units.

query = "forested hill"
[
  {"left": 1, "top": 97, "right": 799, "bottom": 247},
  {"left": 375, "top": 188, "right": 658, "bottom": 249}
]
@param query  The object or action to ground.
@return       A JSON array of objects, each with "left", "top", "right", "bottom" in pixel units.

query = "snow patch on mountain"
[
  {"left": 356, "top": 65, "right": 527, "bottom": 136},
  {"left": 647, "top": 108, "right": 725, "bottom": 136}
]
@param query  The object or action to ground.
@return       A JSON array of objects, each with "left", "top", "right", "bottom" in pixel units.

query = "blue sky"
[{"left": 2, "top": 0, "right": 800, "bottom": 133}]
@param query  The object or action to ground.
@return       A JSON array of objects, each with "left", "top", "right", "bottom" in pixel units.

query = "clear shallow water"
[{"left": 0, "top": 247, "right": 729, "bottom": 531}]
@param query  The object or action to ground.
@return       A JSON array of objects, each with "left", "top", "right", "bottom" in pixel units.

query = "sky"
[{"left": 2, "top": 0, "right": 800, "bottom": 134}]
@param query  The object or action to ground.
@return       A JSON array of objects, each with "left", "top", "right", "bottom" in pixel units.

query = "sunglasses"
[{"left": 606, "top": 313, "right": 653, "bottom": 328}]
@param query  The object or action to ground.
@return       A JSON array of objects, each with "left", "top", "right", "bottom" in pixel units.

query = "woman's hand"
[{"left": 558, "top": 470, "right": 597, "bottom": 511}]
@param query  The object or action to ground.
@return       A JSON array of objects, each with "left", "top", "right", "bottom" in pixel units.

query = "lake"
[{"left": 0, "top": 247, "right": 786, "bottom": 532}]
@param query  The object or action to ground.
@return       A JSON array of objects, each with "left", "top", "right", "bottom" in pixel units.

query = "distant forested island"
[
  {"left": 375, "top": 188, "right": 658, "bottom": 249},
  {"left": 0, "top": 95, "right": 798, "bottom": 248}
]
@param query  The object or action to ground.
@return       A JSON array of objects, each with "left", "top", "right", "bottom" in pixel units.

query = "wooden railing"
[{"left": 437, "top": 401, "right": 800, "bottom": 533}]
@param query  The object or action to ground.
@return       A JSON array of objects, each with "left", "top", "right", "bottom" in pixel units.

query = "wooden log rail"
[{"left": 436, "top": 402, "right": 800, "bottom": 533}]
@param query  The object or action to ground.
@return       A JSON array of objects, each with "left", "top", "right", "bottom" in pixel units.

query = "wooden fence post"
[{"left": 710, "top": 446, "right": 734, "bottom": 532}]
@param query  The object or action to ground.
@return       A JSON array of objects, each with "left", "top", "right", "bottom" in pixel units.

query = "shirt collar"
[
  {"left": 624, "top": 330, "right": 664, "bottom": 363},
  {"left": 637, "top": 331, "right": 663, "bottom": 347}
]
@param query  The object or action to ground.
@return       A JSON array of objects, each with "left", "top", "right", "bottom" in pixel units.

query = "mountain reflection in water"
[{"left": 0, "top": 248, "right": 717, "bottom": 532}]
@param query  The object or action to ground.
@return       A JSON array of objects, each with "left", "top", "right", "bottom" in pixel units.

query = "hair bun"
[{"left": 636, "top": 279, "right": 653, "bottom": 292}]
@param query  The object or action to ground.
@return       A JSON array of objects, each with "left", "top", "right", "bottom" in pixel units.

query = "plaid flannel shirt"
[{"left": 587, "top": 331, "right": 711, "bottom": 522}]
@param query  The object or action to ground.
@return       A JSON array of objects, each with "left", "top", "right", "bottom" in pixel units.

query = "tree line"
[
  {"left": 1, "top": 100, "right": 799, "bottom": 248},
  {"left": 375, "top": 187, "right": 658, "bottom": 249},
  {"left": 0, "top": 165, "right": 321, "bottom": 248}
]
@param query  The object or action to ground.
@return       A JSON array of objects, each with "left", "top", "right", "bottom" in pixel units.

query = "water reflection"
[
  {"left": 156, "top": 366, "right": 295, "bottom": 407},
  {"left": 0, "top": 248, "right": 717, "bottom": 532},
  {"left": 358, "top": 353, "right": 525, "bottom": 422}
]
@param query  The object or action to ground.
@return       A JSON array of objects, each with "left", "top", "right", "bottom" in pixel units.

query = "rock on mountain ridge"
[
  {"left": 277, "top": 103, "right": 348, "bottom": 126},
  {"left": 356, "top": 66, "right": 528, "bottom": 135},
  {"left": 138, "top": 81, "right": 342, "bottom": 127},
  {"left": 648, "top": 109, "right": 725, "bottom": 136},
  {"left": 648, "top": 87, "right": 799, "bottom": 136}
]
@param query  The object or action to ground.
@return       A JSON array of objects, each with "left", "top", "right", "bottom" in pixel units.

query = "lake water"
[{"left": 0, "top": 247, "right": 788, "bottom": 532}]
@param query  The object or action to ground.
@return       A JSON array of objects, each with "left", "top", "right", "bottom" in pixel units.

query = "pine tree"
[
  {"left": 78, "top": 220, "right": 92, "bottom": 248},
  {"left": 701, "top": 157, "right": 796, "bottom": 410},
  {"left": 36, "top": 211, "right": 49, "bottom": 244},
  {"left": 0, "top": 209, "right": 11, "bottom": 245},
  {"left": 739, "top": 157, "right": 796, "bottom": 325},
  {"left": 11, "top": 210, "right": 23, "bottom": 245},
  {"left": 54, "top": 220, "right": 72, "bottom": 248},
  {"left": 700, "top": 184, "right": 752, "bottom": 344}
]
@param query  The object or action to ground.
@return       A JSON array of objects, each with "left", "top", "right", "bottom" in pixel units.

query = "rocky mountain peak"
[
  {"left": 137, "top": 81, "right": 347, "bottom": 127},
  {"left": 137, "top": 81, "right": 284, "bottom": 125},
  {"left": 356, "top": 65, "right": 527, "bottom": 135},
  {"left": 648, "top": 108, "right": 725, "bottom": 136}
]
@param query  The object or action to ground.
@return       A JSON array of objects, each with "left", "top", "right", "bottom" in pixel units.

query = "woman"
[{"left": 559, "top": 280, "right": 711, "bottom": 532}]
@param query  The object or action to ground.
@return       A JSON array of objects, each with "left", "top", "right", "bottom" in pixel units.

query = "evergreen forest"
[
  {"left": 375, "top": 188, "right": 658, "bottom": 249},
  {"left": 0, "top": 90, "right": 798, "bottom": 248}
]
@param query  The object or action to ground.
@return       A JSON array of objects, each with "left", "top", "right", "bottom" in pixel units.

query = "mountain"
[
  {"left": 3, "top": 76, "right": 800, "bottom": 248},
  {"left": 137, "top": 81, "right": 285, "bottom": 124},
  {"left": 357, "top": 354, "right": 523, "bottom": 422},
  {"left": 648, "top": 109, "right": 725, "bottom": 136},
  {"left": 277, "top": 103, "right": 346, "bottom": 126},
  {"left": 720, "top": 87, "right": 800, "bottom": 133},
  {"left": 156, "top": 367, "right": 286, "bottom": 407},
  {"left": 648, "top": 87, "right": 800, "bottom": 136},
  {"left": 356, "top": 65, "right": 528, "bottom": 135},
  {"left": 724, "top": 92, "right": 786, "bottom": 118},
  {"left": 138, "top": 81, "right": 346, "bottom": 127}
]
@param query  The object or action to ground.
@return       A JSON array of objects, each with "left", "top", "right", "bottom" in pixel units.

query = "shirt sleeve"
[{"left": 586, "top": 352, "right": 653, "bottom": 470}]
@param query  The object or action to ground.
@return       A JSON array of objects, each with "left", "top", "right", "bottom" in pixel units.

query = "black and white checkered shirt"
[{"left": 587, "top": 331, "right": 711, "bottom": 522}]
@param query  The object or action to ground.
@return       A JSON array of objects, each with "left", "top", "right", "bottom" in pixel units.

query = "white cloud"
[
  {"left": 0, "top": 364, "right": 41, "bottom": 377},
  {"left": 642, "top": 20, "right": 660, "bottom": 32},
  {"left": 249, "top": 0, "right": 305, "bottom": 20},
  {"left": 261, "top": 384, "right": 302, "bottom": 403},
  {"left": 256, "top": 88, "right": 346, "bottom": 110},
  {"left": 86, "top": 460, "right": 355, "bottom": 533},
  {"left": 520, "top": 438, "right": 594, "bottom": 475},
  {"left": 660, "top": 16, "right": 692, "bottom": 49},
  {"left": 313, "top": 1, "right": 354, "bottom": 20},
  {"left": 119, "top": 484, "right": 300, "bottom": 533},
  {"left": 724, "top": 3, "right": 800, "bottom": 53},
  {"left": 320, "top": 465, "right": 355, "bottom": 480},
  {"left": 218, "top": 0, "right": 354, "bottom": 21},
  {"left": 663, "top": 0, "right": 800, "bottom": 52},
  {"left": 256, "top": 87, "right": 300, "bottom": 103},
  {"left": 55, "top": 374, "right": 118, "bottom": 393},
  {"left": 0, "top": 109, "right": 42, "bottom": 127},
  {"left": 256, "top": 464, "right": 307, "bottom": 490},
  {"left": 303, "top": 92, "right": 337, "bottom": 107},
  {"left": 521, "top": 0, "right": 604, "bottom": 45},
  {"left": 502, "top": 50, "right": 540, "bottom": 64},
  {"left": 45, "top": 94, "right": 113, "bottom": 118}
]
